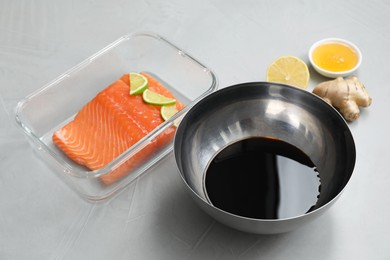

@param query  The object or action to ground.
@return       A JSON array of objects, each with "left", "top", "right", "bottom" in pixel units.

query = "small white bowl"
[{"left": 308, "top": 38, "right": 362, "bottom": 78}]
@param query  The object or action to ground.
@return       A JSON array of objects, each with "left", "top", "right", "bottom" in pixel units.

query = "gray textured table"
[{"left": 1, "top": 0, "right": 389, "bottom": 259}]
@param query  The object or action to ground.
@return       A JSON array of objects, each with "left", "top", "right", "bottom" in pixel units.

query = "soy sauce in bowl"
[{"left": 204, "top": 137, "right": 321, "bottom": 220}]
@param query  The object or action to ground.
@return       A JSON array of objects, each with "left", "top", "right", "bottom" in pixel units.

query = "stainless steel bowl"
[{"left": 174, "top": 82, "right": 356, "bottom": 234}]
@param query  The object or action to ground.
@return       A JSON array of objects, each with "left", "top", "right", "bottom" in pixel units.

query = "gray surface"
[{"left": 0, "top": 0, "right": 388, "bottom": 259}]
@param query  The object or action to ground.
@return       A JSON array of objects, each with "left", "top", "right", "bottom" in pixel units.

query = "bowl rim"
[{"left": 308, "top": 37, "right": 362, "bottom": 78}]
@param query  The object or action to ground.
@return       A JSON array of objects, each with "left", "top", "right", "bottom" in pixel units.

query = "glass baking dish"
[{"left": 15, "top": 32, "right": 217, "bottom": 202}]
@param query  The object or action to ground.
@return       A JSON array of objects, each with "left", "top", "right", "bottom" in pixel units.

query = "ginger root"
[{"left": 312, "top": 76, "right": 372, "bottom": 122}]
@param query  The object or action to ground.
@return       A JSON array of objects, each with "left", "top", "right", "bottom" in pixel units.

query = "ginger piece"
[{"left": 312, "top": 76, "right": 372, "bottom": 122}]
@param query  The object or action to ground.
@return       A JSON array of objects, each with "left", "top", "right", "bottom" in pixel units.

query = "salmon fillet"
[{"left": 52, "top": 72, "right": 184, "bottom": 184}]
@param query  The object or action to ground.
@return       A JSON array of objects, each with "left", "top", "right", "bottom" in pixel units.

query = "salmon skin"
[{"left": 52, "top": 72, "right": 184, "bottom": 184}]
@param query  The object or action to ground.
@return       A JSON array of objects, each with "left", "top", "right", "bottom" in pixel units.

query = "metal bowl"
[{"left": 174, "top": 82, "right": 356, "bottom": 234}]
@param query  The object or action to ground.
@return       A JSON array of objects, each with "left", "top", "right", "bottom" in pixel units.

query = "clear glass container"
[{"left": 15, "top": 32, "right": 217, "bottom": 202}]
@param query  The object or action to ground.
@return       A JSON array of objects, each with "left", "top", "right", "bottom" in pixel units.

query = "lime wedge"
[
  {"left": 161, "top": 104, "right": 179, "bottom": 121},
  {"left": 129, "top": 72, "right": 148, "bottom": 95},
  {"left": 142, "top": 89, "right": 176, "bottom": 106}
]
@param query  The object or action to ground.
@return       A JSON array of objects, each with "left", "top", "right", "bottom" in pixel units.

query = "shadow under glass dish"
[{"left": 174, "top": 82, "right": 355, "bottom": 234}]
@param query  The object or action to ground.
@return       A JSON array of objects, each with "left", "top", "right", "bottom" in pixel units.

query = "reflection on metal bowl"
[{"left": 174, "top": 82, "right": 355, "bottom": 234}]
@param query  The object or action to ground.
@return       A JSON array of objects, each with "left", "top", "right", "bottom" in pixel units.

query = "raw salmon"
[{"left": 52, "top": 72, "right": 184, "bottom": 184}]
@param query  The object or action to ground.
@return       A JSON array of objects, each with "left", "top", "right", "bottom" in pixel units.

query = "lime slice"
[
  {"left": 142, "top": 89, "right": 176, "bottom": 106},
  {"left": 161, "top": 104, "right": 179, "bottom": 121},
  {"left": 266, "top": 56, "right": 310, "bottom": 89},
  {"left": 129, "top": 72, "right": 148, "bottom": 95}
]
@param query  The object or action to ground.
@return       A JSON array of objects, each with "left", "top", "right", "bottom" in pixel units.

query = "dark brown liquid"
[{"left": 204, "top": 137, "right": 321, "bottom": 219}]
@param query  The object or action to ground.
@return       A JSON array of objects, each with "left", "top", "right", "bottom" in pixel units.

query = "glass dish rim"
[{"left": 14, "top": 31, "right": 218, "bottom": 179}]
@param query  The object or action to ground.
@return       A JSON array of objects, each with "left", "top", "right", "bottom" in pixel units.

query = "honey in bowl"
[
  {"left": 312, "top": 42, "right": 359, "bottom": 72},
  {"left": 309, "top": 38, "right": 362, "bottom": 78}
]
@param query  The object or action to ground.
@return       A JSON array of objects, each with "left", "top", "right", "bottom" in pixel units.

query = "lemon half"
[{"left": 266, "top": 56, "right": 310, "bottom": 89}]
